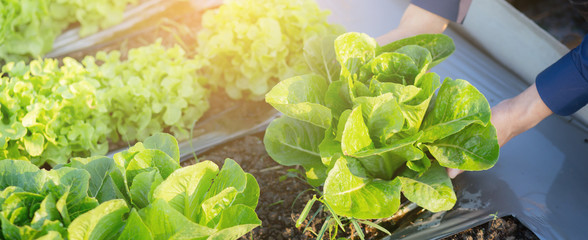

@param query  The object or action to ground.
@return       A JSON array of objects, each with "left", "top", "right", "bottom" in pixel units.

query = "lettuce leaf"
[{"left": 0, "top": 160, "right": 98, "bottom": 239}]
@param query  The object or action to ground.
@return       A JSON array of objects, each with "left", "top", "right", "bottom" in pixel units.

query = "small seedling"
[
  {"left": 489, "top": 211, "right": 500, "bottom": 221},
  {"left": 296, "top": 195, "right": 392, "bottom": 239}
]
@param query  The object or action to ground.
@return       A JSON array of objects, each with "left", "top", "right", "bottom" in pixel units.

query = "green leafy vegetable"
[
  {"left": 264, "top": 32, "right": 499, "bottom": 219},
  {"left": 196, "top": 0, "right": 345, "bottom": 100},
  {"left": 65, "top": 133, "right": 261, "bottom": 240},
  {"left": 67, "top": 199, "right": 129, "bottom": 239},
  {"left": 0, "top": 0, "right": 136, "bottom": 63},
  {"left": 0, "top": 159, "right": 98, "bottom": 239},
  {"left": 323, "top": 157, "right": 402, "bottom": 219},
  {"left": 1, "top": 58, "right": 111, "bottom": 166},
  {"left": 0, "top": 133, "right": 261, "bottom": 239},
  {"left": 0, "top": 41, "right": 210, "bottom": 166},
  {"left": 86, "top": 41, "right": 210, "bottom": 143}
]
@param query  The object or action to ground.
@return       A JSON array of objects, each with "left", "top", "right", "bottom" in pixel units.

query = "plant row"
[
  {"left": 0, "top": 0, "right": 137, "bottom": 63},
  {"left": 1, "top": 41, "right": 209, "bottom": 166},
  {"left": 0, "top": 133, "right": 261, "bottom": 239}
]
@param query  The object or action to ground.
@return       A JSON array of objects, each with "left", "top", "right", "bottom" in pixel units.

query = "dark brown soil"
[
  {"left": 508, "top": 0, "right": 588, "bottom": 48},
  {"left": 442, "top": 216, "right": 539, "bottom": 240}
]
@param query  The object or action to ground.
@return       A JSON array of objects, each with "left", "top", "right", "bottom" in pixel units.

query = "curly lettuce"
[
  {"left": 1, "top": 41, "right": 209, "bottom": 166},
  {"left": 0, "top": 0, "right": 136, "bottom": 63},
  {"left": 85, "top": 41, "right": 210, "bottom": 143},
  {"left": 196, "top": 0, "right": 345, "bottom": 100},
  {"left": 0, "top": 58, "right": 111, "bottom": 166}
]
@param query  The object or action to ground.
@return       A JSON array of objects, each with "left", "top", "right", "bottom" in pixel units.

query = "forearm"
[
  {"left": 496, "top": 34, "right": 588, "bottom": 146},
  {"left": 491, "top": 83, "right": 552, "bottom": 146},
  {"left": 376, "top": 4, "right": 449, "bottom": 45}
]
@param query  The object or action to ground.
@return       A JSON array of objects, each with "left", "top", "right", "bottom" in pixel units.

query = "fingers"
[{"left": 447, "top": 168, "right": 464, "bottom": 179}]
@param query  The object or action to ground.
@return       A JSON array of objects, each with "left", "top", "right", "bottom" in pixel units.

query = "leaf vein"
[{"left": 282, "top": 142, "right": 320, "bottom": 157}]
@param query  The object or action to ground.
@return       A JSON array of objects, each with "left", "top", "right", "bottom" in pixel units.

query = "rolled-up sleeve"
[
  {"left": 536, "top": 34, "right": 588, "bottom": 116},
  {"left": 411, "top": 0, "right": 472, "bottom": 23}
]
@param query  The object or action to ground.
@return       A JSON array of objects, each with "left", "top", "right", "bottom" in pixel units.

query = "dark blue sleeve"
[
  {"left": 411, "top": 0, "right": 472, "bottom": 23},
  {"left": 536, "top": 34, "right": 588, "bottom": 116}
]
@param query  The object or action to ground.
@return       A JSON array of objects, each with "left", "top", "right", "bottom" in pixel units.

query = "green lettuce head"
[
  {"left": 196, "top": 0, "right": 345, "bottom": 100},
  {"left": 264, "top": 32, "right": 499, "bottom": 219}
]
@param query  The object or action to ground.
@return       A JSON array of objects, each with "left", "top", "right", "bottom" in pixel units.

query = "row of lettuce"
[
  {"left": 1, "top": 42, "right": 209, "bottom": 166},
  {"left": 0, "top": 0, "right": 137, "bottom": 63},
  {"left": 0, "top": 0, "right": 344, "bottom": 167},
  {"left": 0, "top": 133, "right": 261, "bottom": 239}
]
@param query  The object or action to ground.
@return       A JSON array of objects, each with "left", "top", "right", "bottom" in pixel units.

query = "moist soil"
[
  {"left": 182, "top": 132, "right": 539, "bottom": 240},
  {"left": 442, "top": 216, "right": 539, "bottom": 240},
  {"left": 508, "top": 0, "right": 588, "bottom": 49}
]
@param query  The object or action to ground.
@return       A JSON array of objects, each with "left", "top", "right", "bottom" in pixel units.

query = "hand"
[
  {"left": 446, "top": 83, "right": 553, "bottom": 178},
  {"left": 376, "top": 4, "right": 449, "bottom": 45}
]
